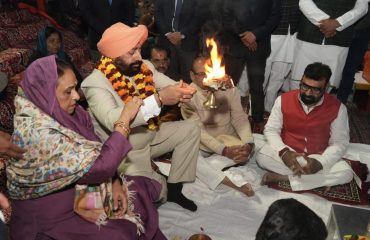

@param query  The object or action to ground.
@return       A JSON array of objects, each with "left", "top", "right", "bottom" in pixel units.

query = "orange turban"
[{"left": 97, "top": 23, "right": 148, "bottom": 59}]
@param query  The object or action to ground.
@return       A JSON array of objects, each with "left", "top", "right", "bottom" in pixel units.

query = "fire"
[{"left": 204, "top": 38, "right": 226, "bottom": 85}]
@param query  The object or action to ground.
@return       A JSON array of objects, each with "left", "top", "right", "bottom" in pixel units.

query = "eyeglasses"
[{"left": 299, "top": 82, "right": 324, "bottom": 94}]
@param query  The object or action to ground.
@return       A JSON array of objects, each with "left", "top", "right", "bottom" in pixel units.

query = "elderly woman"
[{"left": 7, "top": 55, "right": 166, "bottom": 240}]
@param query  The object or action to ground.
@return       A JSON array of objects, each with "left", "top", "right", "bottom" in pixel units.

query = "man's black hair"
[
  {"left": 255, "top": 198, "right": 328, "bottom": 240},
  {"left": 303, "top": 62, "right": 332, "bottom": 83},
  {"left": 149, "top": 44, "right": 171, "bottom": 58}
]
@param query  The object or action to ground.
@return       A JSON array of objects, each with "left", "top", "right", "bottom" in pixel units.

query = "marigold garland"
[{"left": 97, "top": 56, "right": 160, "bottom": 130}]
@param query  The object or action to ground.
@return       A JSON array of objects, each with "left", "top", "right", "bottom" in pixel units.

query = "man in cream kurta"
[
  {"left": 181, "top": 56, "right": 255, "bottom": 196},
  {"left": 82, "top": 23, "right": 200, "bottom": 212}
]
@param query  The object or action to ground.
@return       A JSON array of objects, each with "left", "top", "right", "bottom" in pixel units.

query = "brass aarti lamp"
[
  {"left": 202, "top": 38, "right": 234, "bottom": 109},
  {"left": 204, "top": 90, "right": 217, "bottom": 109}
]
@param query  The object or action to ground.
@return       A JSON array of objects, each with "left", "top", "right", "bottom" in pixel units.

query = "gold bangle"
[
  {"left": 116, "top": 123, "right": 130, "bottom": 136},
  {"left": 113, "top": 120, "right": 130, "bottom": 135}
]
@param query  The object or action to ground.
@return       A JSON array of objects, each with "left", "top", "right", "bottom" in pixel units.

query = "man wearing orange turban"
[{"left": 82, "top": 23, "right": 200, "bottom": 212}]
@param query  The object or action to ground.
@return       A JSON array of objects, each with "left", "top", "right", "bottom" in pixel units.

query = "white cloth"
[
  {"left": 291, "top": 40, "right": 349, "bottom": 87},
  {"left": 344, "top": 143, "right": 370, "bottom": 182},
  {"left": 196, "top": 154, "right": 261, "bottom": 191},
  {"left": 196, "top": 154, "right": 234, "bottom": 190},
  {"left": 267, "top": 32, "right": 297, "bottom": 64},
  {"left": 237, "top": 68, "right": 249, "bottom": 97},
  {"left": 264, "top": 95, "right": 350, "bottom": 171},
  {"left": 264, "top": 31, "right": 297, "bottom": 112},
  {"left": 257, "top": 144, "right": 353, "bottom": 191},
  {"left": 293, "top": 0, "right": 369, "bottom": 87},
  {"left": 264, "top": 62, "right": 292, "bottom": 112},
  {"left": 141, "top": 95, "right": 161, "bottom": 121}
]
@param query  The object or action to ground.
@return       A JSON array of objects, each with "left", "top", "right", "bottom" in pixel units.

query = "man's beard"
[
  {"left": 115, "top": 60, "right": 143, "bottom": 76},
  {"left": 300, "top": 93, "right": 323, "bottom": 106}
]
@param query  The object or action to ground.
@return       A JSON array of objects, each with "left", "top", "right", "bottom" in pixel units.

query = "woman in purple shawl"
[{"left": 7, "top": 55, "right": 166, "bottom": 240}]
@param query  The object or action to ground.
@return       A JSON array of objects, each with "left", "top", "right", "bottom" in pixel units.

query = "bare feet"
[
  {"left": 261, "top": 172, "right": 289, "bottom": 185},
  {"left": 222, "top": 177, "right": 254, "bottom": 197},
  {"left": 239, "top": 183, "right": 254, "bottom": 197}
]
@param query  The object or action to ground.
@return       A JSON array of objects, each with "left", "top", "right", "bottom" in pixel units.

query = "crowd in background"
[
  {"left": 42, "top": 0, "right": 369, "bottom": 132},
  {"left": 3, "top": 0, "right": 369, "bottom": 121}
]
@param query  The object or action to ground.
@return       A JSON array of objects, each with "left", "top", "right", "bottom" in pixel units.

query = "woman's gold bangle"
[{"left": 113, "top": 120, "right": 130, "bottom": 135}]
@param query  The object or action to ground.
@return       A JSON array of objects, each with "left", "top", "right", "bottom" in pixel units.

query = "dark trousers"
[
  {"left": 170, "top": 45, "right": 196, "bottom": 84},
  {"left": 0, "top": 220, "right": 8, "bottom": 240},
  {"left": 225, "top": 54, "right": 267, "bottom": 123},
  {"left": 337, "top": 27, "right": 370, "bottom": 104}
]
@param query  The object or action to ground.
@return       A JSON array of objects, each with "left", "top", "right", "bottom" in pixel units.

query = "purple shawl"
[{"left": 20, "top": 55, "right": 99, "bottom": 142}]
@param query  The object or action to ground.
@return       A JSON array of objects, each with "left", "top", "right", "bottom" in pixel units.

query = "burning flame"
[{"left": 204, "top": 38, "right": 226, "bottom": 84}]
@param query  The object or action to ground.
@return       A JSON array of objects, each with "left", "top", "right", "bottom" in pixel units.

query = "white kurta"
[{"left": 291, "top": 0, "right": 369, "bottom": 88}]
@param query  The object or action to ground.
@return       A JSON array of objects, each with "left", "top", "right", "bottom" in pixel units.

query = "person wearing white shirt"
[
  {"left": 290, "top": 0, "right": 369, "bottom": 90},
  {"left": 257, "top": 62, "right": 353, "bottom": 191}
]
